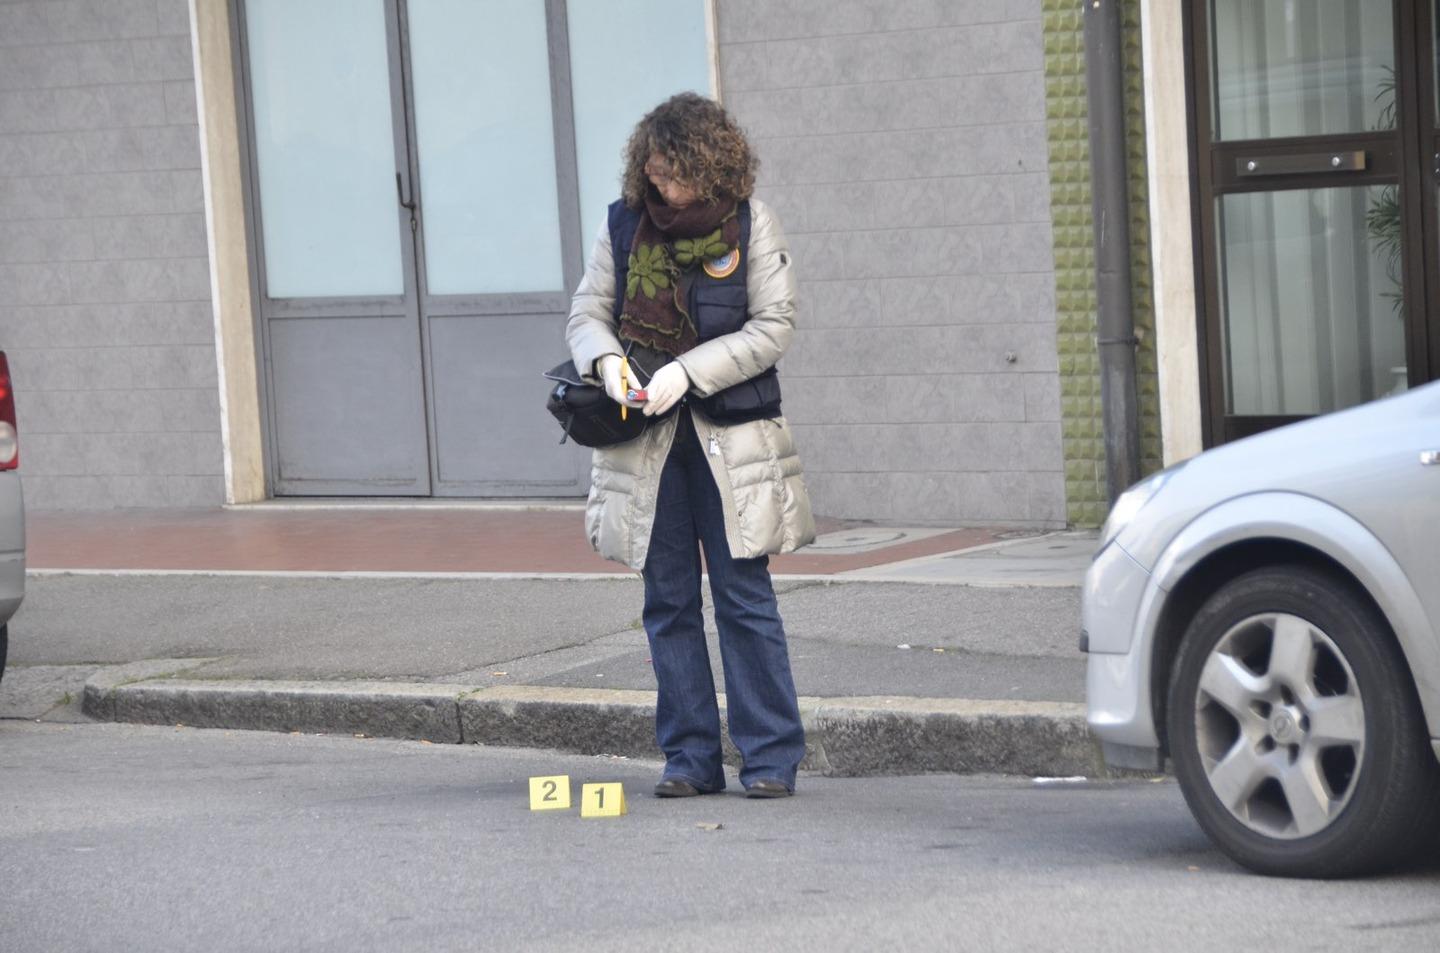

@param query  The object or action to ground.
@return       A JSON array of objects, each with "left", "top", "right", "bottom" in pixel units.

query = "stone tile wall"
[
  {"left": 717, "top": 0, "right": 1066, "bottom": 526},
  {"left": 0, "top": 0, "right": 1074, "bottom": 522},
  {"left": 0, "top": 0, "right": 221, "bottom": 507}
]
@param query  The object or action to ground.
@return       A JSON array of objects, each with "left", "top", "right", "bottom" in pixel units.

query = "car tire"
[
  {"left": 1167, "top": 564, "right": 1440, "bottom": 878},
  {"left": 0, "top": 622, "right": 6, "bottom": 686}
]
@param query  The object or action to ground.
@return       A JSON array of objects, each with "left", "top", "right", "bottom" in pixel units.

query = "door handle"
[
  {"left": 395, "top": 172, "right": 416, "bottom": 211},
  {"left": 1422, "top": 450, "right": 1440, "bottom": 466},
  {"left": 1236, "top": 151, "right": 1366, "bottom": 176}
]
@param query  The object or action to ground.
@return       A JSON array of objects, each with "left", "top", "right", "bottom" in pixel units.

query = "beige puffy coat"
[{"left": 565, "top": 197, "right": 816, "bottom": 571}]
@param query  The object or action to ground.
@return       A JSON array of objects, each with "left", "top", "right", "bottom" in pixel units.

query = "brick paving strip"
[{"left": 26, "top": 508, "right": 1007, "bottom": 576}]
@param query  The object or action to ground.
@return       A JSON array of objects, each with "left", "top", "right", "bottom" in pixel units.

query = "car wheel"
[
  {"left": 0, "top": 622, "right": 6, "bottom": 686},
  {"left": 1167, "top": 564, "right": 1440, "bottom": 878}
]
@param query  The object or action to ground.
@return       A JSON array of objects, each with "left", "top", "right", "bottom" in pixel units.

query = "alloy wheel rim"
[{"left": 1193, "top": 612, "right": 1366, "bottom": 840}]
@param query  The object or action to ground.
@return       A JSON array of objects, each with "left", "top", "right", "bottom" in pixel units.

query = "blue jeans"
[{"left": 641, "top": 411, "right": 806, "bottom": 791}]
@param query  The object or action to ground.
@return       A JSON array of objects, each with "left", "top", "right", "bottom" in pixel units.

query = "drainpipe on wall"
[{"left": 1083, "top": 0, "right": 1141, "bottom": 502}]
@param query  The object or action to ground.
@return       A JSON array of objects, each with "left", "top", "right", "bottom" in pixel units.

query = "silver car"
[
  {"left": 1084, "top": 380, "right": 1440, "bottom": 878},
  {"left": 0, "top": 351, "right": 22, "bottom": 685}
]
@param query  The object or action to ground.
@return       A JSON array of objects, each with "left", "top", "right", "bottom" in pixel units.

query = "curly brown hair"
[{"left": 621, "top": 92, "right": 757, "bottom": 208}]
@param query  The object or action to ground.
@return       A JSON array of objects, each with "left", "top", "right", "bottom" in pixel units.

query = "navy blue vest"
[{"left": 607, "top": 199, "right": 781, "bottom": 423}]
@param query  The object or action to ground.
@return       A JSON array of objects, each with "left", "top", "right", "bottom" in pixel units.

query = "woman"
[{"left": 566, "top": 92, "right": 815, "bottom": 799}]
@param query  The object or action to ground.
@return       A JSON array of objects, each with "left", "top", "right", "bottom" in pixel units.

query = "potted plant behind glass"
[{"left": 1365, "top": 66, "right": 1407, "bottom": 394}]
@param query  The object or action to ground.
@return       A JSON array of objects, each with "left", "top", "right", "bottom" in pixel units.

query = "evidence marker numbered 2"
[{"left": 528, "top": 775, "right": 572, "bottom": 812}]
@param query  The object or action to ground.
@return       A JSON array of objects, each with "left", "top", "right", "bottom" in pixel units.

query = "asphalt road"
[{"left": 3, "top": 722, "right": 1438, "bottom": 952}]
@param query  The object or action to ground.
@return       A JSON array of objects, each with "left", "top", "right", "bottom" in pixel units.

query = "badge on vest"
[{"left": 703, "top": 248, "right": 740, "bottom": 279}]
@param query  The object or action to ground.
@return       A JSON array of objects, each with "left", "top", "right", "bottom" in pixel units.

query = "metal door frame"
[{"left": 1412, "top": 0, "right": 1440, "bottom": 378}]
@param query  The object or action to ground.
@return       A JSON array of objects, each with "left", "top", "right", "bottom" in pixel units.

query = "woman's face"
[{"left": 645, "top": 152, "right": 699, "bottom": 208}]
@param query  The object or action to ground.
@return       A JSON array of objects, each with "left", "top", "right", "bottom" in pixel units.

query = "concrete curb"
[
  {"left": 91, "top": 678, "right": 472, "bottom": 743},
  {"left": 81, "top": 672, "right": 1105, "bottom": 778},
  {"left": 80, "top": 658, "right": 223, "bottom": 721},
  {"left": 807, "top": 697, "right": 1097, "bottom": 777}
]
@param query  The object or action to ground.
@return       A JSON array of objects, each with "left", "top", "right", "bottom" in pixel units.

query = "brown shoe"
[
  {"left": 744, "top": 779, "right": 793, "bottom": 799},
  {"left": 653, "top": 778, "right": 703, "bottom": 798}
]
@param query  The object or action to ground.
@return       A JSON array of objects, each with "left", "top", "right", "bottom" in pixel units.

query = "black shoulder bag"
[{"left": 543, "top": 355, "right": 649, "bottom": 448}]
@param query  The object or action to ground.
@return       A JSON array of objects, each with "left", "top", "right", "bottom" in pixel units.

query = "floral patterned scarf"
[{"left": 618, "top": 189, "right": 739, "bottom": 357}]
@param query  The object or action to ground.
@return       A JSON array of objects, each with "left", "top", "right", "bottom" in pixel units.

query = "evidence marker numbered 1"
[
  {"left": 580, "top": 782, "right": 627, "bottom": 818},
  {"left": 529, "top": 775, "right": 572, "bottom": 811}
]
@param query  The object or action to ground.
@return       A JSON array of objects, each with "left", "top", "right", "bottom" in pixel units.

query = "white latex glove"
[
  {"left": 642, "top": 361, "right": 690, "bottom": 417},
  {"left": 597, "top": 354, "right": 644, "bottom": 408}
]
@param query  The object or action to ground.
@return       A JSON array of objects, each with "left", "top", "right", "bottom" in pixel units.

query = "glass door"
[
  {"left": 242, "top": 0, "right": 580, "bottom": 496},
  {"left": 242, "top": 0, "right": 432, "bottom": 495},
  {"left": 401, "top": 0, "right": 580, "bottom": 497},
  {"left": 1193, "top": 0, "right": 1432, "bottom": 444},
  {"left": 239, "top": 0, "right": 712, "bottom": 496},
  {"left": 399, "top": 0, "right": 710, "bottom": 496}
]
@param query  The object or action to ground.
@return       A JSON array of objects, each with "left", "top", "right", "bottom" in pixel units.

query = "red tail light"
[{"left": 0, "top": 352, "right": 18, "bottom": 470}]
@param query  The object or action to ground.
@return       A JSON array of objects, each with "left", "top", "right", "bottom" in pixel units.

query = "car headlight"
[{"left": 1098, "top": 465, "right": 1182, "bottom": 552}]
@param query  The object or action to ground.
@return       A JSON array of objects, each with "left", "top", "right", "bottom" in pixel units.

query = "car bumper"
[
  {"left": 1084, "top": 540, "right": 1162, "bottom": 769},
  {"left": 0, "top": 471, "right": 24, "bottom": 623}
]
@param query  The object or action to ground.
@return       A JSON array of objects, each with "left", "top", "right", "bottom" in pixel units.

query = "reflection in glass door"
[{"left": 1194, "top": 0, "right": 1434, "bottom": 443}]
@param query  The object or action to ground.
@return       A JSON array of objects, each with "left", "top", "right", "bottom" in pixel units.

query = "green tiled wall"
[{"left": 1043, "top": 0, "right": 1163, "bottom": 527}]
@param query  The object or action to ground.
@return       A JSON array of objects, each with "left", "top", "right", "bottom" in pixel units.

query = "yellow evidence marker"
[
  {"left": 580, "top": 782, "right": 627, "bottom": 818},
  {"left": 529, "top": 775, "right": 572, "bottom": 811}
]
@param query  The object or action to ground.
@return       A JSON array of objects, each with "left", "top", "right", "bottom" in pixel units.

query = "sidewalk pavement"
[{"left": 1, "top": 505, "right": 1110, "bottom": 779}]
